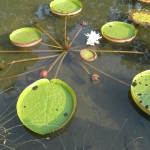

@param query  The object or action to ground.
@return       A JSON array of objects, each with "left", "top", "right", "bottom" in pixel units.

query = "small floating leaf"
[{"left": 80, "top": 49, "right": 97, "bottom": 61}]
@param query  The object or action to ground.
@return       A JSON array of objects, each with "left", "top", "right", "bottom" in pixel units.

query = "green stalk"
[
  {"left": 83, "top": 61, "right": 130, "bottom": 86},
  {"left": 54, "top": 52, "right": 67, "bottom": 78},
  {"left": 48, "top": 51, "right": 66, "bottom": 73},
  {"left": 64, "top": 16, "right": 67, "bottom": 45},
  {"left": 0, "top": 65, "right": 47, "bottom": 80},
  {"left": 69, "top": 27, "right": 82, "bottom": 47},
  {"left": 37, "top": 25, "right": 63, "bottom": 48},
  {"left": 70, "top": 52, "right": 90, "bottom": 75},
  {"left": 7, "top": 54, "right": 59, "bottom": 65},
  {"left": 41, "top": 42, "right": 62, "bottom": 49},
  {"left": 0, "top": 50, "right": 63, "bottom": 53}
]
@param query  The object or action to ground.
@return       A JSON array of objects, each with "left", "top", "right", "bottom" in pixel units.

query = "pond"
[{"left": 0, "top": 0, "right": 150, "bottom": 149}]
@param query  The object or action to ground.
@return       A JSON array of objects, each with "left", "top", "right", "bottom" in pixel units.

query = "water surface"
[{"left": 0, "top": 0, "right": 150, "bottom": 149}]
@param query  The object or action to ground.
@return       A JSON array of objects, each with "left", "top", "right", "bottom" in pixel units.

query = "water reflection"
[{"left": 0, "top": 0, "right": 150, "bottom": 149}]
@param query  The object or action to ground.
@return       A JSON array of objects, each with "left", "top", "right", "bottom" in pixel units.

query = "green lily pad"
[
  {"left": 10, "top": 27, "right": 42, "bottom": 47},
  {"left": 101, "top": 22, "right": 138, "bottom": 43},
  {"left": 17, "top": 79, "right": 76, "bottom": 135},
  {"left": 50, "top": 0, "right": 82, "bottom": 16},
  {"left": 80, "top": 49, "right": 97, "bottom": 61},
  {"left": 128, "top": 9, "right": 150, "bottom": 26},
  {"left": 131, "top": 70, "right": 150, "bottom": 115}
]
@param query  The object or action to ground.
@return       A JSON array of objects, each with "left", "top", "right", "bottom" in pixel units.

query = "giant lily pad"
[
  {"left": 50, "top": 0, "right": 82, "bottom": 16},
  {"left": 10, "top": 27, "right": 42, "bottom": 47},
  {"left": 128, "top": 9, "right": 150, "bottom": 26},
  {"left": 101, "top": 22, "right": 138, "bottom": 43},
  {"left": 17, "top": 79, "right": 76, "bottom": 135},
  {"left": 131, "top": 70, "right": 150, "bottom": 115}
]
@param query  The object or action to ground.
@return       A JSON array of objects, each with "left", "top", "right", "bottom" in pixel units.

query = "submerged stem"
[
  {"left": 41, "top": 42, "right": 62, "bottom": 49},
  {"left": 0, "top": 50, "right": 63, "bottom": 53},
  {"left": 55, "top": 52, "right": 67, "bottom": 78},
  {"left": 110, "top": 118, "right": 127, "bottom": 150},
  {"left": 70, "top": 52, "right": 90, "bottom": 75},
  {"left": 64, "top": 16, "right": 67, "bottom": 46},
  {"left": 37, "top": 26, "right": 63, "bottom": 48},
  {"left": 7, "top": 54, "right": 59, "bottom": 65},
  {"left": 73, "top": 49, "right": 144, "bottom": 55},
  {"left": 48, "top": 51, "right": 66, "bottom": 73},
  {"left": 95, "top": 50, "right": 144, "bottom": 54},
  {"left": 69, "top": 27, "right": 82, "bottom": 47},
  {"left": 83, "top": 61, "right": 130, "bottom": 86},
  {"left": 0, "top": 65, "right": 47, "bottom": 80},
  {"left": 122, "top": 137, "right": 143, "bottom": 150}
]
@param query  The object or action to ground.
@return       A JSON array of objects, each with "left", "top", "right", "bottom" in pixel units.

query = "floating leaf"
[
  {"left": 128, "top": 9, "right": 150, "bottom": 26},
  {"left": 17, "top": 79, "right": 76, "bottom": 135},
  {"left": 80, "top": 49, "right": 97, "bottom": 61},
  {"left": 101, "top": 22, "right": 138, "bottom": 43},
  {"left": 9, "top": 27, "right": 42, "bottom": 47},
  {"left": 50, "top": 0, "right": 82, "bottom": 16},
  {"left": 131, "top": 70, "right": 150, "bottom": 115}
]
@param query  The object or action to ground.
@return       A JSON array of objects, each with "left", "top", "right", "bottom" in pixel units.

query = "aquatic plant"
[
  {"left": 128, "top": 9, "right": 150, "bottom": 26},
  {"left": 131, "top": 70, "right": 150, "bottom": 115},
  {"left": 0, "top": 0, "right": 150, "bottom": 149}
]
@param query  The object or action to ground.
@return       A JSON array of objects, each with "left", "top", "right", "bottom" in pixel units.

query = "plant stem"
[
  {"left": 69, "top": 27, "right": 82, "bottom": 47},
  {"left": 0, "top": 65, "right": 47, "bottom": 80},
  {"left": 72, "top": 49, "right": 144, "bottom": 55},
  {"left": 41, "top": 42, "right": 62, "bottom": 49},
  {"left": 7, "top": 54, "right": 59, "bottom": 65},
  {"left": 83, "top": 61, "right": 130, "bottom": 86},
  {"left": 0, "top": 50, "right": 63, "bottom": 53},
  {"left": 95, "top": 50, "right": 144, "bottom": 54},
  {"left": 55, "top": 52, "right": 67, "bottom": 78},
  {"left": 122, "top": 137, "right": 143, "bottom": 150},
  {"left": 70, "top": 52, "right": 90, "bottom": 75},
  {"left": 109, "top": 118, "right": 127, "bottom": 150},
  {"left": 64, "top": 16, "right": 67, "bottom": 45},
  {"left": 48, "top": 51, "right": 66, "bottom": 73},
  {"left": 37, "top": 26, "right": 63, "bottom": 48}
]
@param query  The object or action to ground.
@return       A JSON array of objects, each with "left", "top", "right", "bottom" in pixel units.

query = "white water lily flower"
[{"left": 85, "top": 31, "right": 102, "bottom": 46}]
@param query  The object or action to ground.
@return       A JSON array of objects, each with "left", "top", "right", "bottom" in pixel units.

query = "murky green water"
[{"left": 0, "top": 0, "right": 150, "bottom": 149}]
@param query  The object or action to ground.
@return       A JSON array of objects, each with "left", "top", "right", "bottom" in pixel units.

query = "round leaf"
[
  {"left": 9, "top": 27, "right": 42, "bottom": 47},
  {"left": 131, "top": 70, "right": 150, "bottom": 115},
  {"left": 101, "top": 21, "right": 138, "bottom": 43},
  {"left": 17, "top": 79, "right": 76, "bottom": 135},
  {"left": 50, "top": 0, "right": 82, "bottom": 16}
]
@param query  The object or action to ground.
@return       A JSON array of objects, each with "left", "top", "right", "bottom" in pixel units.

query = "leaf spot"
[
  {"left": 32, "top": 85, "right": 38, "bottom": 90},
  {"left": 64, "top": 113, "right": 68, "bottom": 117},
  {"left": 132, "top": 82, "right": 137, "bottom": 87},
  {"left": 137, "top": 93, "right": 142, "bottom": 96}
]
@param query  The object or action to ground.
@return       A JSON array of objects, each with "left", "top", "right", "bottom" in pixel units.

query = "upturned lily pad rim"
[
  {"left": 128, "top": 9, "right": 150, "bottom": 26},
  {"left": 17, "top": 79, "right": 76, "bottom": 135},
  {"left": 137, "top": 0, "right": 150, "bottom": 3},
  {"left": 131, "top": 70, "right": 150, "bottom": 115},
  {"left": 101, "top": 21, "right": 138, "bottom": 43},
  {"left": 50, "top": 0, "right": 82, "bottom": 16},
  {"left": 80, "top": 49, "right": 97, "bottom": 61},
  {"left": 9, "top": 27, "right": 42, "bottom": 47}
]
